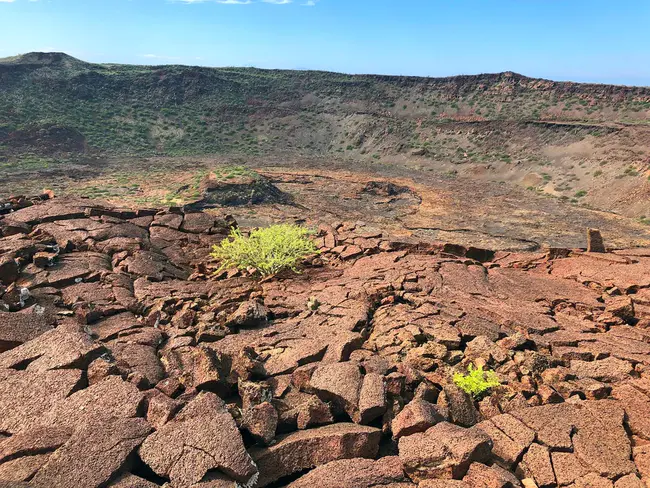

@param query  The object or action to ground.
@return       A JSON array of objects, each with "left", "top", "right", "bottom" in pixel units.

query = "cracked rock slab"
[
  {"left": 250, "top": 422, "right": 381, "bottom": 487},
  {"left": 139, "top": 391, "right": 258, "bottom": 487},
  {"left": 30, "top": 417, "right": 152, "bottom": 488}
]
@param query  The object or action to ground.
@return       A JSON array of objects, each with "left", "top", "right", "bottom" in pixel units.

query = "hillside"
[{"left": 1, "top": 52, "right": 650, "bottom": 221}]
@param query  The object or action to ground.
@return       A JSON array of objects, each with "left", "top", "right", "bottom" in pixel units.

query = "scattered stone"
[
  {"left": 358, "top": 372, "right": 387, "bottom": 425},
  {"left": 139, "top": 392, "right": 258, "bottom": 487},
  {"left": 30, "top": 417, "right": 151, "bottom": 488},
  {"left": 398, "top": 422, "right": 492, "bottom": 482},
  {"left": 392, "top": 399, "right": 445, "bottom": 440},
  {"left": 250, "top": 423, "right": 381, "bottom": 487},
  {"left": 242, "top": 401, "right": 278, "bottom": 445},
  {"left": 309, "top": 362, "right": 362, "bottom": 421},
  {"left": 287, "top": 457, "right": 409, "bottom": 488},
  {"left": 225, "top": 300, "right": 270, "bottom": 328}
]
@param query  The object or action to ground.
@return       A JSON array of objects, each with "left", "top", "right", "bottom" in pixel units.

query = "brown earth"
[
  {"left": 1, "top": 194, "right": 650, "bottom": 487},
  {"left": 3, "top": 158, "right": 649, "bottom": 252}
]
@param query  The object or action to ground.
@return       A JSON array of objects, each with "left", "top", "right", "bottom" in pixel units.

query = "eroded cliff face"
[{"left": 0, "top": 193, "right": 649, "bottom": 487}]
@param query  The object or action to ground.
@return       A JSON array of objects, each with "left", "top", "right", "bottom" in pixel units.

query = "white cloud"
[
  {"left": 302, "top": 0, "right": 317, "bottom": 5},
  {"left": 0, "top": 1, "right": 17, "bottom": 3}
]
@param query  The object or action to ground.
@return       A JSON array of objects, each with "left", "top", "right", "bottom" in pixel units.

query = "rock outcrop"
[{"left": 0, "top": 196, "right": 649, "bottom": 486}]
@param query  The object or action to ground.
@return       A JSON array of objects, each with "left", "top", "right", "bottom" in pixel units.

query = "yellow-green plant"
[
  {"left": 453, "top": 364, "right": 501, "bottom": 399},
  {"left": 211, "top": 224, "right": 319, "bottom": 277}
]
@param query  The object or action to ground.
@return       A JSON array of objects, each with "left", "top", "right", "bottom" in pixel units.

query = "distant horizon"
[
  {"left": 1, "top": 0, "right": 649, "bottom": 86},
  {"left": 4, "top": 50, "right": 650, "bottom": 90}
]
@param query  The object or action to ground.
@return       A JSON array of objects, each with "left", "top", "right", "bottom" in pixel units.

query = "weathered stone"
[
  {"left": 392, "top": 399, "right": 445, "bottom": 440},
  {"left": 0, "top": 369, "right": 83, "bottom": 434},
  {"left": 398, "top": 422, "right": 492, "bottom": 482},
  {"left": 139, "top": 392, "right": 257, "bottom": 487},
  {"left": 242, "top": 402, "right": 278, "bottom": 446},
  {"left": 146, "top": 392, "right": 182, "bottom": 430},
  {"left": 0, "top": 309, "right": 55, "bottom": 353},
  {"left": 0, "top": 255, "right": 19, "bottom": 285},
  {"left": 225, "top": 300, "right": 270, "bottom": 328},
  {"left": 287, "top": 457, "right": 409, "bottom": 488},
  {"left": 358, "top": 372, "right": 387, "bottom": 425},
  {"left": 250, "top": 423, "right": 381, "bottom": 487},
  {"left": 107, "top": 473, "right": 160, "bottom": 488},
  {"left": 309, "top": 362, "right": 362, "bottom": 421},
  {"left": 39, "top": 376, "right": 144, "bottom": 430},
  {"left": 614, "top": 474, "right": 645, "bottom": 488},
  {"left": 30, "top": 417, "right": 151, "bottom": 488},
  {"left": 517, "top": 443, "right": 555, "bottom": 487},
  {"left": 463, "top": 462, "right": 523, "bottom": 488},
  {"left": 605, "top": 296, "right": 635, "bottom": 322},
  {"left": 438, "top": 385, "right": 480, "bottom": 427},
  {"left": 570, "top": 357, "right": 634, "bottom": 382},
  {"left": 475, "top": 414, "right": 535, "bottom": 469},
  {"left": 0, "top": 323, "right": 104, "bottom": 372},
  {"left": 587, "top": 229, "right": 606, "bottom": 253}
]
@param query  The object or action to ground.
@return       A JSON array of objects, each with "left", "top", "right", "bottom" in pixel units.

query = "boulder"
[
  {"left": 250, "top": 423, "right": 381, "bottom": 487},
  {"left": 309, "top": 362, "right": 362, "bottom": 421},
  {"left": 139, "top": 392, "right": 258, "bottom": 487},
  {"left": 287, "top": 457, "right": 411, "bottom": 488},
  {"left": 392, "top": 399, "right": 445, "bottom": 440},
  {"left": 398, "top": 422, "right": 492, "bottom": 482},
  {"left": 30, "top": 418, "right": 151, "bottom": 488}
]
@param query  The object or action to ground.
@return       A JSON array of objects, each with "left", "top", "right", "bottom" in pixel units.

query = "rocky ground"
[{"left": 1, "top": 193, "right": 650, "bottom": 488}]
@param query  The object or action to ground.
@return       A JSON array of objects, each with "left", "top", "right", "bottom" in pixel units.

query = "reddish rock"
[
  {"left": 0, "top": 454, "right": 51, "bottom": 482},
  {"left": 146, "top": 392, "right": 182, "bottom": 430},
  {"left": 225, "top": 300, "right": 270, "bottom": 329},
  {"left": 475, "top": 414, "right": 535, "bottom": 469},
  {"left": 392, "top": 399, "right": 445, "bottom": 440},
  {"left": 87, "top": 357, "right": 122, "bottom": 385},
  {"left": 358, "top": 372, "right": 387, "bottom": 425},
  {"left": 0, "top": 323, "right": 104, "bottom": 372},
  {"left": 438, "top": 384, "right": 480, "bottom": 427},
  {"left": 242, "top": 402, "right": 278, "bottom": 445},
  {"left": 0, "top": 309, "right": 55, "bottom": 353},
  {"left": 41, "top": 376, "right": 145, "bottom": 430},
  {"left": 614, "top": 474, "right": 645, "bottom": 488},
  {"left": 587, "top": 229, "right": 606, "bottom": 253},
  {"left": 309, "top": 362, "right": 362, "bottom": 421},
  {"left": 0, "top": 369, "right": 83, "bottom": 434},
  {"left": 107, "top": 473, "right": 160, "bottom": 487},
  {"left": 250, "top": 423, "right": 381, "bottom": 487},
  {"left": 30, "top": 417, "right": 151, "bottom": 488},
  {"left": 398, "top": 422, "right": 492, "bottom": 482},
  {"left": 463, "top": 462, "right": 522, "bottom": 488},
  {"left": 517, "top": 443, "right": 555, "bottom": 487},
  {"left": 0, "top": 255, "right": 19, "bottom": 285},
  {"left": 605, "top": 296, "right": 635, "bottom": 322},
  {"left": 287, "top": 457, "right": 410, "bottom": 488},
  {"left": 139, "top": 392, "right": 257, "bottom": 487},
  {"left": 340, "top": 245, "right": 363, "bottom": 260}
]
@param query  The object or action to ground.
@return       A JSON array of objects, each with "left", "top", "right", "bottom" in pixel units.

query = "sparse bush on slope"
[{"left": 211, "top": 224, "right": 319, "bottom": 277}]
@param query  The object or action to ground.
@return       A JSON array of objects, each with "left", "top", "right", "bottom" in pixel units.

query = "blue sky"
[{"left": 1, "top": 0, "right": 649, "bottom": 85}]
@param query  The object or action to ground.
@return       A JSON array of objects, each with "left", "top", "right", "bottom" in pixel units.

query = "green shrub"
[
  {"left": 211, "top": 224, "right": 319, "bottom": 277},
  {"left": 453, "top": 364, "right": 501, "bottom": 399}
]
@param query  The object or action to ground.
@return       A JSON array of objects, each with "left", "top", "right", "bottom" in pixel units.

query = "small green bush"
[
  {"left": 211, "top": 224, "right": 319, "bottom": 277},
  {"left": 453, "top": 364, "right": 501, "bottom": 399}
]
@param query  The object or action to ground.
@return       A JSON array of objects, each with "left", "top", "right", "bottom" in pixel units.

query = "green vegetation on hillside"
[{"left": 2, "top": 52, "right": 649, "bottom": 162}]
